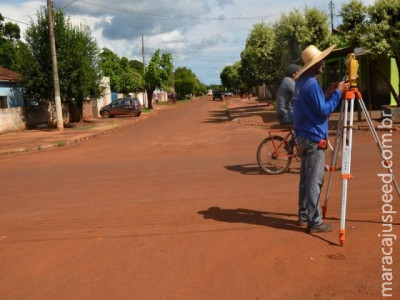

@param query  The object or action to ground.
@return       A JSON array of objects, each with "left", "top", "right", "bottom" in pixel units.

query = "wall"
[
  {"left": 0, "top": 76, "right": 112, "bottom": 132},
  {"left": 83, "top": 77, "right": 111, "bottom": 119},
  {"left": 0, "top": 102, "right": 51, "bottom": 133}
]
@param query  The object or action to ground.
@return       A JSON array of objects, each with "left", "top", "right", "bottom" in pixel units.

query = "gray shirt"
[{"left": 276, "top": 76, "right": 296, "bottom": 124}]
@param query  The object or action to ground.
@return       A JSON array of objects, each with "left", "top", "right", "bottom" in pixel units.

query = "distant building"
[
  {"left": 323, "top": 47, "right": 399, "bottom": 110},
  {"left": 0, "top": 67, "right": 24, "bottom": 108}
]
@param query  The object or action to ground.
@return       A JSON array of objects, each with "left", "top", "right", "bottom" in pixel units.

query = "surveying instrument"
[{"left": 322, "top": 53, "right": 400, "bottom": 246}]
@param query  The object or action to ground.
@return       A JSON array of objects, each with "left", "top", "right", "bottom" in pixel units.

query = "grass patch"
[
  {"left": 177, "top": 99, "right": 192, "bottom": 104},
  {"left": 156, "top": 101, "right": 173, "bottom": 106},
  {"left": 57, "top": 140, "right": 67, "bottom": 147},
  {"left": 69, "top": 124, "right": 96, "bottom": 130}
]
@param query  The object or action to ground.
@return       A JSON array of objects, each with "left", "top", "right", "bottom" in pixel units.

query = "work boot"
[
  {"left": 307, "top": 223, "right": 333, "bottom": 233},
  {"left": 297, "top": 218, "right": 307, "bottom": 227}
]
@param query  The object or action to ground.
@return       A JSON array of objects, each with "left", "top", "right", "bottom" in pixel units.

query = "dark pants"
[{"left": 296, "top": 136, "right": 325, "bottom": 227}]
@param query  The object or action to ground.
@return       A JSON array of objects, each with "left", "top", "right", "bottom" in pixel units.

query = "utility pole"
[
  {"left": 141, "top": 34, "right": 148, "bottom": 108},
  {"left": 47, "top": 0, "right": 63, "bottom": 131},
  {"left": 142, "top": 34, "right": 145, "bottom": 73},
  {"left": 329, "top": 1, "right": 335, "bottom": 32}
]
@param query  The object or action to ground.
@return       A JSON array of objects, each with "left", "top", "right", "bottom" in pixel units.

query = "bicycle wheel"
[{"left": 257, "top": 136, "right": 293, "bottom": 175}]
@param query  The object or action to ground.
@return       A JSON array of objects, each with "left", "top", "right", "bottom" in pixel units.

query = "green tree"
[
  {"left": 0, "top": 13, "right": 21, "bottom": 70},
  {"left": 304, "top": 7, "right": 332, "bottom": 48},
  {"left": 144, "top": 49, "right": 173, "bottom": 109},
  {"left": 340, "top": 0, "right": 400, "bottom": 106},
  {"left": 240, "top": 23, "right": 276, "bottom": 91},
  {"left": 129, "top": 59, "right": 144, "bottom": 74},
  {"left": 273, "top": 9, "right": 306, "bottom": 79},
  {"left": 174, "top": 67, "right": 198, "bottom": 99},
  {"left": 3, "top": 22, "right": 20, "bottom": 40},
  {"left": 17, "top": 9, "right": 102, "bottom": 121},
  {"left": 220, "top": 61, "right": 243, "bottom": 92},
  {"left": 273, "top": 8, "right": 332, "bottom": 82},
  {"left": 98, "top": 50, "right": 143, "bottom": 94},
  {"left": 98, "top": 48, "right": 122, "bottom": 92},
  {"left": 119, "top": 57, "right": 142, "bottom": 94},
  {"left": 339, "top": 0, "right": 368, "bottom": 47}
]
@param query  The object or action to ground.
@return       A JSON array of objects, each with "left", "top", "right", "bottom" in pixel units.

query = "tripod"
[{"left": 322, "top": 87, "right": 400, "bottom": 246}]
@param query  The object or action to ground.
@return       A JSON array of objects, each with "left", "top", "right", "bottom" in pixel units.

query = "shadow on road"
[
  {"left": 198, "top": 207, "right": 304, "bottom": 232},
  {"left": 225, "top": 163, "right": 263, "bottom": 175},
  {"left": 198, "top": 207, "right": 341, "bottom": 246},
  {"left": 227, "top": 104, "right": 277, "bottom": 124},
  {"left": 225, "top": 163, "right": 300, "bottom": 175},
  {"left": 202, "top": 110, "right": 230, "bottom": 123},
  {"left": 198, "top": 206, "right": 393, "bottom": 246}
]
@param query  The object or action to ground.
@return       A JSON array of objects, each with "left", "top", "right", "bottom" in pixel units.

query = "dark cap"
[{"left": 285, "top": 64, "right": 300, "bottom": 77}]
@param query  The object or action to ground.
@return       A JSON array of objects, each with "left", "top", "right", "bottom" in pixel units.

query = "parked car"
[
  {"left": 100, "top": 97, "right": 142, "bottom": 118},
  {"left": 224, "top": 91, "right": 233, "bottom": 97},
  {"left": 212, "top": 90, "right": 223, "bottom": 101},
  {"left": 207, "top": 89, "right": 213, "bottom": 96}
]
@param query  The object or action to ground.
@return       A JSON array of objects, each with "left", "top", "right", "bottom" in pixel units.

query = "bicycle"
[{"left": 256, "top": 126, "right": 340, "bottom": 175}]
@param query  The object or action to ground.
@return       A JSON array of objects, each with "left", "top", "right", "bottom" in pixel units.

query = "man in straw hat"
[{"left": 293, "top": 44, "right": 350, "bottom": 233}]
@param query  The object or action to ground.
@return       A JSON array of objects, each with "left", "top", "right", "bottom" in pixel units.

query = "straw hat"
[{"left": 296, "top": 44, "right": 336, "bottom": 78}]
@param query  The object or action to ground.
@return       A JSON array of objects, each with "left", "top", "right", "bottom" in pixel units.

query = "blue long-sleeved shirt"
[{"left": 293, "top": 75, "right": 342, "bottom": 142}]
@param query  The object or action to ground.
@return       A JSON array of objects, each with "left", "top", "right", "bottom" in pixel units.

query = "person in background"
[
  {"left": 293, "top": 44, "right": 350, "bottom": 233},
  {"left": 276, "top": 64, "right": 300, "bottom": 125}
]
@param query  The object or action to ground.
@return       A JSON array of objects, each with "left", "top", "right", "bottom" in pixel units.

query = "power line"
[{"left": 2, "top": 16, "right": 30, "bottom": 26}]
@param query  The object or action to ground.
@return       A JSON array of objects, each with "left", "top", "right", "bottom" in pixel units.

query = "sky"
[{"left": 0, "top": 0, "right": 375, "bottom": 85}]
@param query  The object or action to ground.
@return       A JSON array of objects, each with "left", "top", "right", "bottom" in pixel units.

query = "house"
[
  {"left": 0, "top": 67, "right": 30, "bottom": 133},
  {"left": 0, "top": 67, "right": 24, "bottom": 108},
  {"left": 322, "top": 47, "right": 399, "bottom": 110}
]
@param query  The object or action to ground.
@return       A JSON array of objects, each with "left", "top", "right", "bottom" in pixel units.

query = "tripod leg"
[
  {"left": 357, "top": 98, "right": 400, "bottom": 197},
  {"left": 340, "top": 98, "right": 355, "bottom": 246},
  {"left": 322, "top": 100, "right": 345, "bottom": 218}
]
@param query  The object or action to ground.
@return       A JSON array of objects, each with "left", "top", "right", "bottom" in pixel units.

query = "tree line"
[
  {"left": 0, "top": 8, "right": 206, "bottom": 121},
  {"left": 2, "top": 0, "right": 399, "bottom": 123},
  {"left": 220, "top": 0, "right": 400, "bottom": 106}
]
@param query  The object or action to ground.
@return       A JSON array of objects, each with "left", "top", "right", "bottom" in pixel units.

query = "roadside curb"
[{"left": 0, "top": 101, "right": 180, "bottom": 156}]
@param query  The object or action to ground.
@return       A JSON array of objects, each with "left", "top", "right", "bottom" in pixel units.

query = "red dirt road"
[{"left": 0, "top": 96, "right": 399, "bottom": 299}]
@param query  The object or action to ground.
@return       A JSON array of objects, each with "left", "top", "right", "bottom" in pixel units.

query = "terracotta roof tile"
[{"left": 0, "top": 67, "right": 22, "bottom": 82}]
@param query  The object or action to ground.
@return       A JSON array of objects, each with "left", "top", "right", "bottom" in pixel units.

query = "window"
[{"left": 0, "top": 96, "right": 8, "bottom": 109}]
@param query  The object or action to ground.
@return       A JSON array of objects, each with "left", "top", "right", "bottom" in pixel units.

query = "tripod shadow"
[{"left": 198, "top": 207, "right": 337, "bottom": 245}]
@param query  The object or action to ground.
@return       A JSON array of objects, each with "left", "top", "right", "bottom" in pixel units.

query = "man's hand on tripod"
[{"left": 338, "top": 81, "right": 350, "bottom": 95}]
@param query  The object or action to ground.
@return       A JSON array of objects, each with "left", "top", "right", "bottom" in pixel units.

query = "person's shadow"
[
  {"left": 198, "top": 207, "right": 302, "bottom": 231},
  {"left": 198, "top": 207, "right": 338, "bottom": 245}
]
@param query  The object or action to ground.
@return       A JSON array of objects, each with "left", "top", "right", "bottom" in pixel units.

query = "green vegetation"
[
  {"left": 1, "top": 0, "right": 400, "bottom": 117},
  {"left": 15, "top": 9, "right": 102, "bottom": 122},
  {"left": 221, "top": 1, "right": 400, "bottom": 105},
  {"left": 339, "top": 0, "right": 400, "bottom": 105},
  {"left": 98, "top": 48, "right": 143, "bottom": 94},
  {"left": 0, "top": 13, "right": 22, "bottom": 70},
  {"left": 174, "top": 67, "right": 205, "bottom": 99},
  {"left": 144, "top": 49, "right": 173, "bottom": 109}
]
